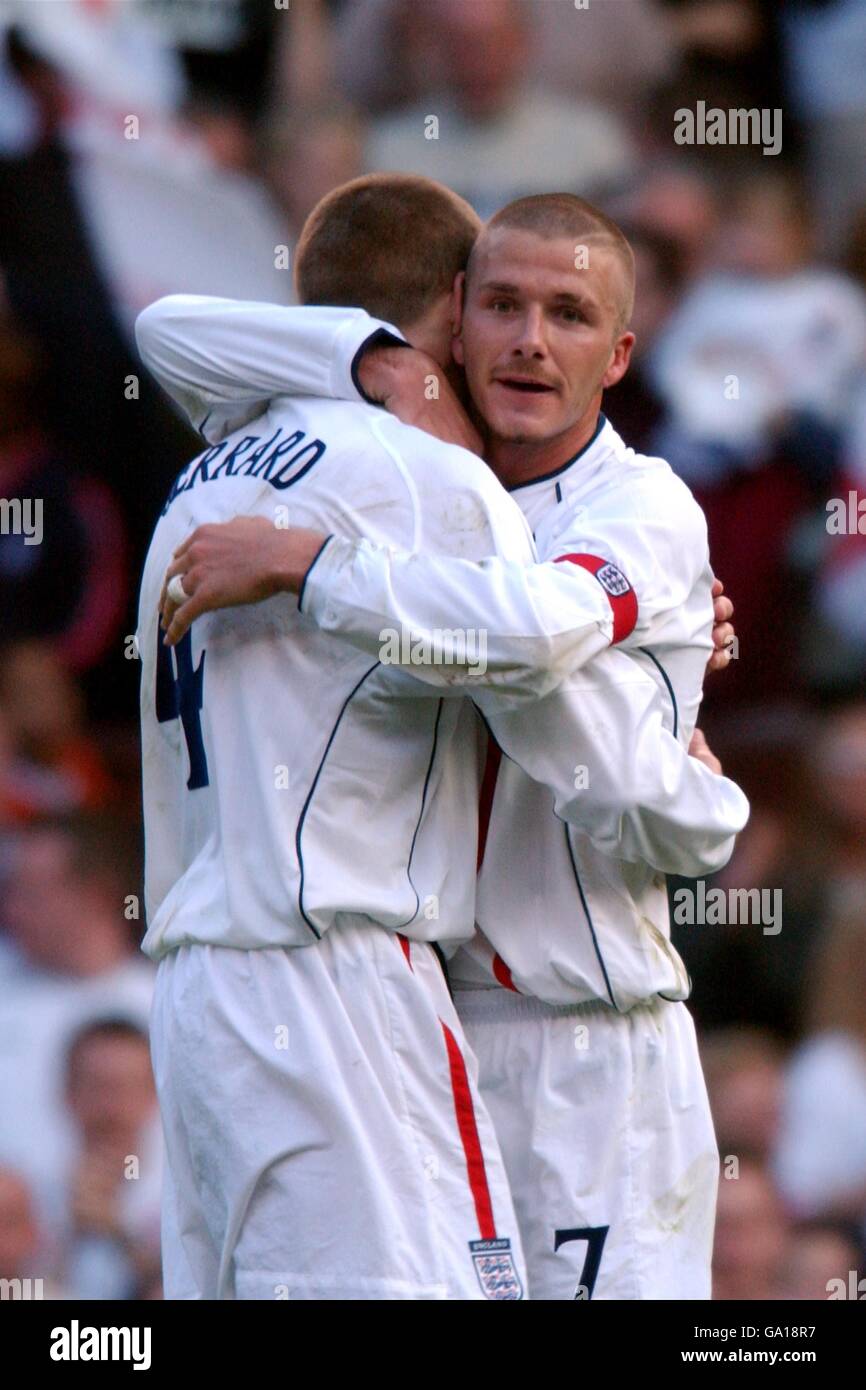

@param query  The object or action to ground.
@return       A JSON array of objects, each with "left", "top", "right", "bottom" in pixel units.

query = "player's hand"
[
  {"left": 707, "top": 577, "right": 735, "bottom": 674},
  {"left": 160, "top": 517, "right": 327, "bottom": 646},
  {"left": 359, "top": 345, "right": 484, "bottom": 454},
  {"left": 688, "top": 726, "right": 722, "bottom": 776}
]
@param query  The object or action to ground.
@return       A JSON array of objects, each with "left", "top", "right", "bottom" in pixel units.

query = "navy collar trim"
[{"left": 506, "top": 413, "right": 607, "bottom": 493}]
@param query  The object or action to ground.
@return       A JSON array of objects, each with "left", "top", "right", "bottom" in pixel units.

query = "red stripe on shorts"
[
  {"left": 440, "top": 1020, "right": 497, "bottom": 1241},
  {"left": 396, "top": 933, "right": 413, "bottom": 970}
]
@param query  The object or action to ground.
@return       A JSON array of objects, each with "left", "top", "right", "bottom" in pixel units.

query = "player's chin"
[
  {"left": 488, "top": 411, "right": 560, "bottom": 442},
  {"left": 483, "top": 396, "right": 561, "bottom": 441}
]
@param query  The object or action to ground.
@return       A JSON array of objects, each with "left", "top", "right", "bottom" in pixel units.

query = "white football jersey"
[
  {"left": 300, "top": 416, "right": 730, "bottom": 1008},
  {"left": 135, "top": 297, "right": 749, "bottom": 1007},
  {"left": 137, "top": 394, "right": 550, "bottom": 960},
  {"left": 458, "top": 415, "right": 722, "bottom": 1006}
]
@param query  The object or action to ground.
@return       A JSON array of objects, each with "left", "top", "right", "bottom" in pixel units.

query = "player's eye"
[
  {"left": 556, "top": 306, "right": 582, "bottom": 323},
  {"left": 490, "top": 298, "right": 514, "bottom": 314}
]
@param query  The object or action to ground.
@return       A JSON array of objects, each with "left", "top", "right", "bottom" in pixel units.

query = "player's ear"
[
  {"left": 601, "top": 330, "right": 635, "bottom": 390},
  {"left": 451, "top": 271, "right": 466, "bottom": 365},
  {"left": 451, "top": 271, "right": 465, "bottom": 334}
]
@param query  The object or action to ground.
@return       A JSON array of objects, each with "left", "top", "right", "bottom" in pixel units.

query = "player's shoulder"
[
  {"left": 268, "top": 395, "right": 494, "bottom": 496},
  {"left": 273, "top": 395, "right": 415, "bottom": 475},
  {"left": 368, "top": 412, "right": 532, "bottom": 557},
  {"left": 366, "top": 410, "right": 500, "bottom": 494},
  {"left": 598, "top": 422, "right": 708, "bottom": 543}
]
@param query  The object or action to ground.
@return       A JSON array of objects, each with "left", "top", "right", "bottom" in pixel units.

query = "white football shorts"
[
  {"left": 455, "top": 988, "right": 719, "bottom": 1300},
  {"left": 151, "top": 925, "right": 526, "bottom": 1300}
]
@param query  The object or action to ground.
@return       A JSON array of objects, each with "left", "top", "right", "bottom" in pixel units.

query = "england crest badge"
[
  {"left": 595, "top": 561, "right": 631, "bottom": 597},
  {"left": 469, "top": 1237, "right": 524, "bottom": 1300}
]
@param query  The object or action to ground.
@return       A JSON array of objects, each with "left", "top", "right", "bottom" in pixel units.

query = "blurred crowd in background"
[{"left": 0, "top": 0, "right": 865, "bottom": 1301}]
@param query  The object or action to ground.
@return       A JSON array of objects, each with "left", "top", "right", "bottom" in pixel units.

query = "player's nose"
[{"left": 510, "top": 305, "right": 547, "bottom": 358}]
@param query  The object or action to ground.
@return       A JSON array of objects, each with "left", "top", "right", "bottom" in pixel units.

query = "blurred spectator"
[
  {"left": 773, "top": 914, "right": 866, "bottom": 1236},
  {"left": 333, "top": 0, "right": 675, "bottom": 123},
  {"left": 604, "top": 223, "right": 688, "bottom": 452},
  {"left": 651, "top": 0, "right": 788, "bottom": 157},
  {"left": 0, "top": 1166, "right": 68, "bottom": 1299},
  {"left": 777, "top": 1221, "right": 863, "bottom": 1300},
  {"left": 702, "top": 1027, "right": 785, "bottom": 1164},
  {"left": 810, "top": 706, "right": 866, "bottom": 911},
  {"left": 648, "top": 171, "right": 866, "bottom": 708},
  {"left": 61, "top": 1018, "right": 162, "bottom": 1300},
  {"left": 614, "top": 163, "right": 721, "bottom": 281},
  {"left": 364, "top": 0, "right": 635, "bottom": 221},
  {"left": 712, "top": 1155, "right": 788, "bottom": 1299},
  {"left": 681, "top": 703, "right": 866, "bottom": 1038},
  {"left": 1, "top": 12, "right": 291, "bottom": 397},
  {"left": 67, "top": 117, "right": 294, "bottom": 336},
  {"left": 0, "top": 70, "right": 197, "bottom": 692},
  {"left": 171, "top": 0, "right": 283, "bottom": 129},
  {"left": 0, "top": 815, "right": 153, "bottom": 1263},
  {"left": 0, "top": 641, "right": 115, "bottom": 824},
  {"left": 258, "top": 101, "right": 364, "bottom": 243},
  {"left": 783, "top": 0, "right": 866, "bottom": 254},
  {"left": 811, "top": 381, "right": 866, "bottom": 689},
  {"left": 0, "top": 296, "right": 127, "bottom": 675},
  {"left": 651, "top": 172, "right": 866, "bottom": 481}
]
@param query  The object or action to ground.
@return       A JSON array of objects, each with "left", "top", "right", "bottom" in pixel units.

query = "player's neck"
[{"left": 486, "top": 404, "right": 603, "bottom": 490}]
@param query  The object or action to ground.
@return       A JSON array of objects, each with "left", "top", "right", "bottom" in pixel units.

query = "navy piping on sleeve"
[
  {"left": 659, "top": 983, "right": 693, "bottom": 1002},
  {"left": 350, "top": 328, "right": 412, "bottom": 404},
  {"left": 198, "top": 411, "right": 212, "bottom": 441},
  {"left": 639, "top": 648, "right": 678, "bottom": 740},
  {"left": 297, "top": 535, "right": 336, "bottom": 613}
]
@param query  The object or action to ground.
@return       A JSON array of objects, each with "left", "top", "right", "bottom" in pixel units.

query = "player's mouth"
[{"left": 492, "top": 376, "right": 557, "bottom": 397}]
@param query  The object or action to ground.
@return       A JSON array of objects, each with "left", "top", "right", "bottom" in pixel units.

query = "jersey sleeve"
[
  {"left": 485, "top": 648, "right": 750, "bottom": 877},
  {"left": 299, "top": 533, "right": 637, "bottom": 707},
  {"left": 297, "top": 414, "right": 642, "bottom": 707},
  {"left": 295, "top": 460, "right": 715, "bottom": 705},
  {"left": 134, "top": 295, "right": 406, "bottom": 443},
  {"left": 542, "top": 472, "right": 712, "bottom": 649}
]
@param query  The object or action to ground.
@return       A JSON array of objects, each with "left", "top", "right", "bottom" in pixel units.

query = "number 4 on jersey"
[{"left": 156, "top": 631, "right": 209, "bottom": 789}]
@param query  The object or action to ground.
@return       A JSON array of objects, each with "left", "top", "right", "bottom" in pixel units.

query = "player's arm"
[
  {"left": 134, "top": 295, "right": 406, "bottom": 443},
  {"left": 160, "top": 514, "right": 635, "bottom": 707},
  {"left": 158, "top": 521, "right": 746, "bottom": 874},
  {"left": 161, "top": 511, "right": 733, "bottom": 693},
  {"left": 483, "top": 650, "right": 749, "bottom": 877},
  {"left": 260, "top": 464, "right": 730, "bottom": 682},
  {"left": 541, "top": 472, "right": 717, "bottom": 649}
]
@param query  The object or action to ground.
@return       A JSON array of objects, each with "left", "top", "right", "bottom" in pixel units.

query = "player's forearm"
[
  {"left": 579, "top": 722, "right": 749, "bottom": 877},
  {"left": 135, "top": 296, "right": 403, "bottom": 442},
  {"left": 487, "top": 662, "right": 749, "bottom": 876},
  {"left": 616, "top": 749, "right": 749, "bottom": 876},
  {"left": 299, "top": 535, "right": 634, "bottom": 706}
]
